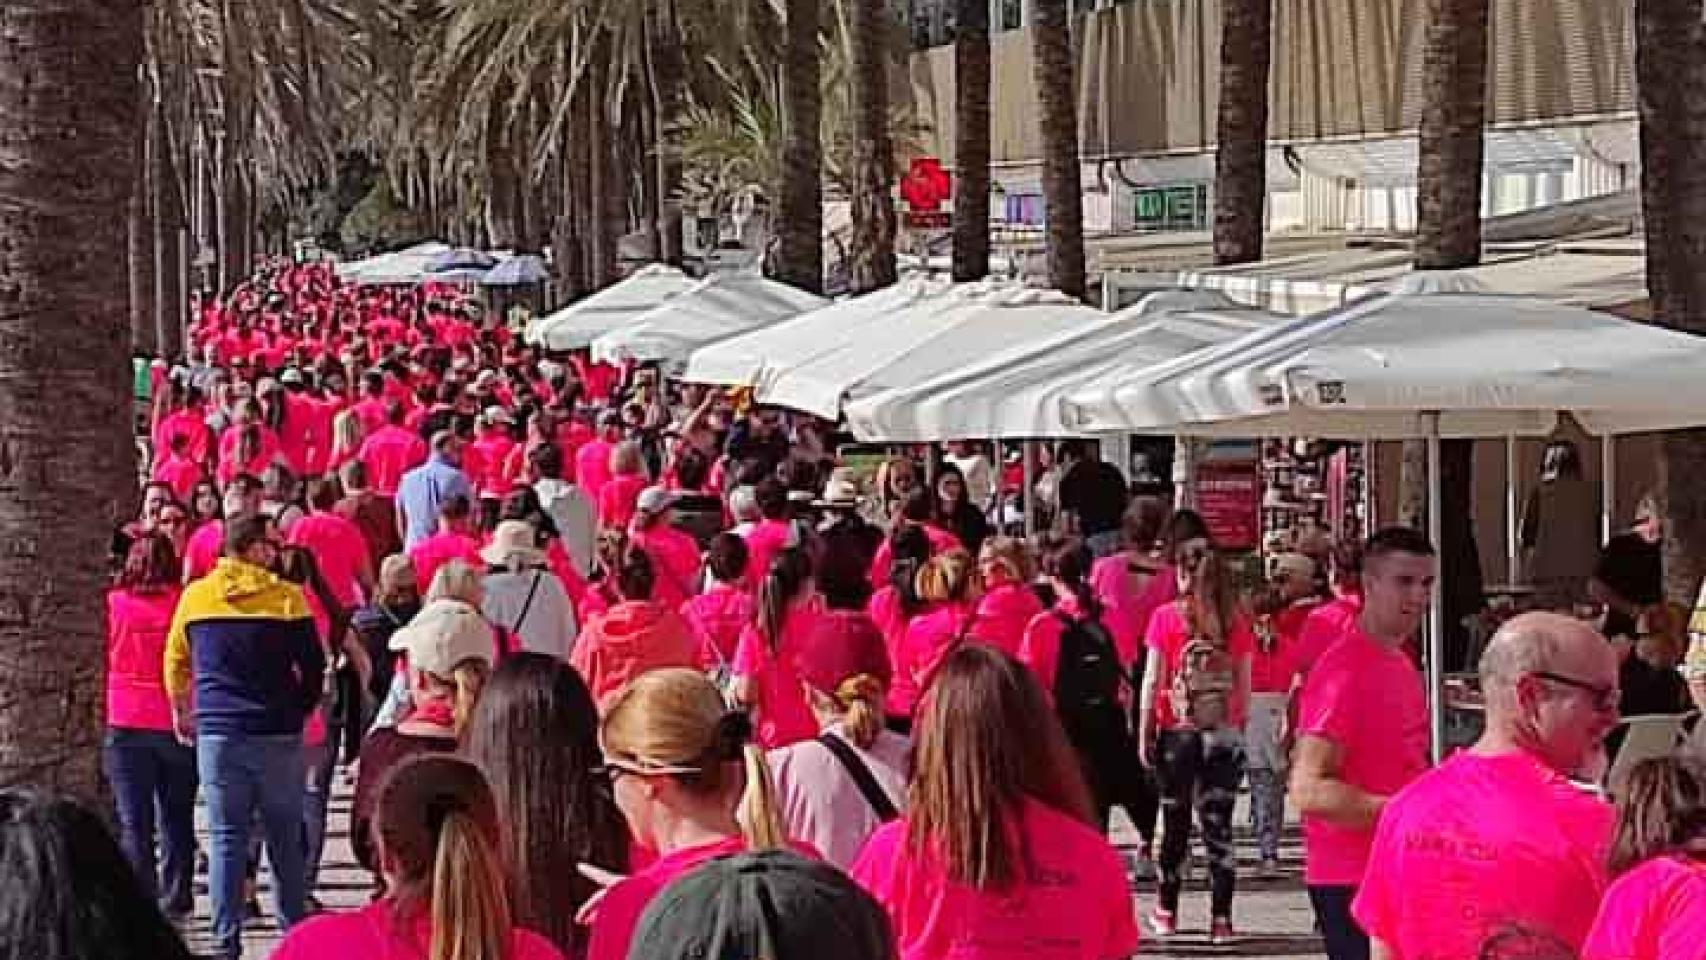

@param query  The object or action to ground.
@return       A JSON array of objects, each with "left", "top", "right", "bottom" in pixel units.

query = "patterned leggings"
[{"left": 1154, "top": 728, "right": 1246, "bottom": 918}]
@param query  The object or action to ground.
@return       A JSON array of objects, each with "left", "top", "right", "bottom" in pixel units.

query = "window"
[
  {"left": 1133, "top": 184, "right": 1209, "bottom": 232},
  {"left": 999, "top": 0, "right": 1022, "bottom": 29}
]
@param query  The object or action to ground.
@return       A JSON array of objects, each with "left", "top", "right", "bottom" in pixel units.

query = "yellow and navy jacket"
[{"left": 164, "top": 558, "right": 325, "bottom": 737}]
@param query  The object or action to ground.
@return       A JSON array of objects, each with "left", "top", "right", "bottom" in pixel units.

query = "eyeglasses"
[{"left": 1531, "top": 671, "right": 1620, "bottom": 714}]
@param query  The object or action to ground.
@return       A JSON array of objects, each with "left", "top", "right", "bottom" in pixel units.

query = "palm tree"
[
  {"left": 952, "top": 0, "right": 992, "bottom": 281},
  {"left": 0, "top": 0, "right": 144, "bottom": 800},
  {"left": 1635, "top": 0, "right": 1706, "bottom": 602},
  {"left": 847, "top": 0, "right": 897, "bottom": 293},
  {"left": 773, "top": 0, "right": 824, "bottom": 294},
  {"left": 1030, "top": 0, "right": 1086, "bottom": 300},
  {"left": 1411, "top": 0, "right": 1489, "bottom": 668},
  {"left": 1212, "top": 0, "right": 1272, "bottom": 266}
]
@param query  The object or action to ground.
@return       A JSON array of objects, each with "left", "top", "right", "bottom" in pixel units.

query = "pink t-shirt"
[
  {"left": 466, "top": 432, "right": 517, "bottom": 501},
  {"left": 851, "top": 800, "right": 1139, "bottom": 960},
  {"left": 890, "top": 603, "right": 974, "bottom": 721},
  {"left": 743, "top": 519, "right": 795, "bottom": 586},
  {"left": 868, "top": 524, "right": 962, "bottom": 586},
  {"left": 153, "top": 454, "right": 204, "bottom": 503},
  {"left": 1353, "top": 750, "right": 1614, "bottom": 960},
  {"left": 630, "top": 524, "right": 701, "bottom": 611},
  {"left": 184, "top": 520, "right": 224, "bottom": 582},
  {"left": 733, "top": 609, "right": 824, "bottom": 749},
  {"left": 359, "top": 425, "right": 428, "bottom": 497},
  {"left": 971, "top": 583, "right": 1044, "bottom": 658},
  {"left": 1583, "top": 857, "right": 1706, "bottom": 960},
  {"left": 287, "top": 511, "right": 370, "bottom": 608},
  {"left": 574, "top": 439, "right": 615, "bottom": 501},
  {"left": 1292, "top": 591, "right": 1363, "bottom": 677},
  {"left": 682, "top": 584, "right": 754, "bottom": 671},
  {"left": 1089, "top": 553, "right": 1170, "bottom": 666},
  {"left": 407, "top": 531, "right": 483, "bottom": 596},
  {"left": 597, "top": 473, "right": 648, "bottom": 530},
  {"left": 585, "top": 836, "right": 746, "bottom": 960},
  {"left": 272, "top": 897, "right": 564, "bottom": 960},
  {"left": 1142, "top": 601, "right": 1256, "bottom": 730},
  {"left": 869, "top": 587, "right": 914, "bottom": 717},
  {"left": 1295, "top": 624, "right": 1429, "bottom": 884},
  {"left": 106, "top": 588, "right": 183, "bottom": 731}
]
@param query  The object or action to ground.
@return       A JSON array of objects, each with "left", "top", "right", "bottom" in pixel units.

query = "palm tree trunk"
[
  {"left": 153, "top": 97, "right": 186, "bottom": 359},
  {"left": 848, "top": 0, "right": 898, "bottom": 294},
  {"left": 1030, "top": 0, "right": 1086, "bottom": 300},
  {"left": 951, "top": 0, "right": 992, "bottom": 282},
  {"left": 0, "top": 0, "right": 144, "bottom": 801},
  {"left": 484, "top": 88, "right": 522, "bottom": 250},
  {"left": 646, "top": 0, "right": 686, "bottom": 267},
  {"left": 1212, "top": 0, "right": 1273, "bottom": 266},
  {"left": 773, "top": 0, "right": 824, "bottom": 295},
  {"left": 129, "top": 82, "right": 157, "bottom": 356},
  {"left": 1412, "top": 0, "right": 1490, "bottom": 669},
  {"left": 587, "top": 44, "right": 617, "bottom": 289},
  {"left": 1636, "top": 0, "right": 1706, "bottom": 604}
]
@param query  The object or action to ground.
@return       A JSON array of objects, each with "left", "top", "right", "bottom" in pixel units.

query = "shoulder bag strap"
[
  {"left": 512, "top": 569, "right": 544, "bottom": 636},
  {"left": 818, "top": 732, "right": 900, "bottom": 823}
]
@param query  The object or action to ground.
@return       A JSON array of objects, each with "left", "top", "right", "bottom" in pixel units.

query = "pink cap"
[{"left": 793, "top": 611, "right": 893, "bottom": 696}]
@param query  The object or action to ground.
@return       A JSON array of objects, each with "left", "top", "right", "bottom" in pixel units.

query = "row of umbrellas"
[
  {"left": 337, "top": 243, "right": 551, "bottom": 287},
  {"left": 526, "top": 265, "right": 1706, "bottom": 764}
]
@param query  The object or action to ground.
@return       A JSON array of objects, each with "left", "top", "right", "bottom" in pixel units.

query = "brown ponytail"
[
  {"left": 430, "top": 808, "right": 512, "bottom": 960},
  {"left": 834, "top": 674, "right": 887, "bottom": 750},
  {"left": 375, "top": 755, "right": 513, "bottom": 960},
  {"left": 450, "top": 660, "right": 490, "bottom": 734}
]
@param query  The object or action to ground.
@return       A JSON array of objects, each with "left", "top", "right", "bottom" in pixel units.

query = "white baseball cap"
[{"left": 388, "top": 599, "right": 494, "bottom": 676}]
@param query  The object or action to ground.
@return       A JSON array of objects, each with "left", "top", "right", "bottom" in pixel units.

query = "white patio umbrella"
[
  {"left": 589, "top": 273, "right": 828, "bottom": 371},
  {"left": 843, "top": 303, "right": 1280, "bottom": 441},
  {"left": 336, "top": 241, "right": 451, "bottom": 286},
  {"left": 680, "top": 274, "right": 955, "bottom": 389},
  {"left": 527, "top": 264, "right": 697, "bottom": 351},
  {"left": 1066, "top": 273, "right": 1706, "bottom": 757},
  {"left": 753, "top": 280, "right": 1109, "bottom": 420}
]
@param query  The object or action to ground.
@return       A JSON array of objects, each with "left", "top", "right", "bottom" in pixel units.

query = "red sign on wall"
[
  {"left": 1195, "top": 459, "right": 1262, "bottom": 551},
  {"left": 900, "top": 158, "right": 951, "bottom": 212}
]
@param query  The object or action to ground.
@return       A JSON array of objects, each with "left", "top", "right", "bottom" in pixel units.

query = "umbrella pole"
[
  {"left": 1601, "top": 434, "right": 1617, "bottom": 545},
  {"left": 1023, "top": 440, "right": 1038, "bottom": 540},
  {"left": 1426, "top": 412, "right": 1446, "bottom": 763},
  {"left": 1505, "top": 435, "right": 1520, "bottom": 585}
]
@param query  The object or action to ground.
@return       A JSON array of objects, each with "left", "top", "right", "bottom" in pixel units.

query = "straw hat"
[{"left": 814, "top": 478, "right": 861, "bottom": 510}]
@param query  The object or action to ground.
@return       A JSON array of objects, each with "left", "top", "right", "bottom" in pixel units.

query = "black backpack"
[{"left": 1052, "top": 612, "right": 1130, "bottom": 745}]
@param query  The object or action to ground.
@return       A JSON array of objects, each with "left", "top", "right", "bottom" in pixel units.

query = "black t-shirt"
[
  {"left": 1059, "top": 459, "right": 1130, "bottom": 538},
  {"left": 1594, "top": 533, "right": 1662, "bottom": 607}
]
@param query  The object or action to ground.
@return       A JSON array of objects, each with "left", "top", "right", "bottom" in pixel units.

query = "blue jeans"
[
  {"left": 1309, "top": 885, "right": 1370, "bottom": 960},
  {"left": 198, "top": 732, "right": 308, "bottom": 958},
  {"left": 104, "top": 728, "right": 198, "bottom": 911}
]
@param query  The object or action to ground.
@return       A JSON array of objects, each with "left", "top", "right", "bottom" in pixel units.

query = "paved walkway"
[{"left": 182, "top": 772, "right": 1327, "bottom": 959}]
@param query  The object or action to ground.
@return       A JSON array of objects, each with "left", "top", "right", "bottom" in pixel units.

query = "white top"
[
  {"left": 482, "top": 568, "right": 577, "bottom": 659},
  {"left": 533, "top": 479, "right": 596, "bottom": 576},
  {"left": 944, "top": 453, "right": 995, "bottom": 509},
  {"left": 768, "top": 724, "right": 911, "bottom": 871}
]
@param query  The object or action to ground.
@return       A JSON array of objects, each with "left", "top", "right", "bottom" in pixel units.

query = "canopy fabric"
[
  {"left": 844, "top": 305, "right": 1280, "bottom": 441},
  {"left": 1064, "top": 273, "right": 1706, "bottom": 440},
  {"left": 680, "top": 275, "right": 956, "bottom": 389},
  {"left": 483, "top": 254, "right": 550, "bottom": 286},
  {"left": 753, "top": 280, "right": 1110, "bottom": 420},
  {"left": 527, "top": 264, "right": 697, "bottom": 351},
  {"left": 336, "top": 242, "right": 451, "bottom": 286},
  {"left": 589, "top": 273, "right": 827, "bottom": 371}
]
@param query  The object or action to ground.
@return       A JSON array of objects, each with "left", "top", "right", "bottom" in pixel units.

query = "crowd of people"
[{"left": 2, "top": 258, "right": 1704, "bottom": 960}]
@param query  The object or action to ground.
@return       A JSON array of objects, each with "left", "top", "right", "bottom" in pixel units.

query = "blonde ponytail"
[
  {"left": 835, "top": 674, "right": 887, "bottom": 750},
  {"left": 430, "top": 808, "right": 512, "bottom": 960},
  {"left": 451, "top": 660, "right": 490, "bottom": 734},
  {"left": 737, "top": 741, "right": 786, "bottom": 851}
]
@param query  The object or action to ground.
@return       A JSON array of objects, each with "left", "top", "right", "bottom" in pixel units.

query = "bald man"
[{"left": 1353, "top": 612, "right": 1618, "bottom": 960}]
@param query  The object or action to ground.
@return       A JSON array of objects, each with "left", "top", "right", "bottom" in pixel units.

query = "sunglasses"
[{"left": 1530, "top": 670, "right": 1620, "bottom": 714}]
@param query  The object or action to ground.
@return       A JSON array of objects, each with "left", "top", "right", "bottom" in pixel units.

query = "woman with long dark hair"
[
  {"left": 0, "top": 790, "right": 195, "bottom": 960},
  {"left": 732, "top": 547, "right": 821, "bottom": 749},
  {"left": 462, "top": 654, "right": 630, "bottom": 958},
  {"left": 272, "top": 756, "right": 564, "bottom": 960},
  {"left": 933, "top": 463, "right": 992, "bottom": 558},
  {"left": 850, "top": 645, "right": 1137, "bottom": 960},
  {"left": 1136, "top": 533, "right": 1253, "bottom": 942}
]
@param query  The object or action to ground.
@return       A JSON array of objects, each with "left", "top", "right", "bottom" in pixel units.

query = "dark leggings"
[
  {"left": 1080, "top": 736, "right": 1159, "bottom": 845},
  {"left": 1154, "top": 728, "right": 1246, "bottom": 918}
]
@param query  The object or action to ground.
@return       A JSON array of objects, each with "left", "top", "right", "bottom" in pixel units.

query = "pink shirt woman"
[
  {"left": 683, "top": 583, "right": 755, "bottom": 671},
  {"left": 892, "top": 601, "right": 976, "bottom": 718},
  {"left": 1089, "top": 552, "right": 1171, "bottom": 667},
  {"left": 107, "top": 587, "right": 183, "bottom": 732},
  {"left": 732, "top": 608, "right": 823, "bottom": 749},
  {"left": 971, "top": 583, "right": 1043, "bottom": 658}
]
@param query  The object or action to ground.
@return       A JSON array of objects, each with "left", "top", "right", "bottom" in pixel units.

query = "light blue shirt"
[{"left": 397, "top": 454, "right": 472, "bottom": 549}]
